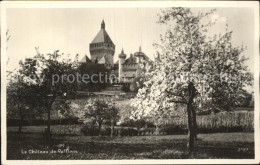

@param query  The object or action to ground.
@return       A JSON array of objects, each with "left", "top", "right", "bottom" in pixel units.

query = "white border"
[{"left": 1, "top": 1, "right": 259, "bottom": 164}]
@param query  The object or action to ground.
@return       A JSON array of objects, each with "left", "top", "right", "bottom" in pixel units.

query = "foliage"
[
  {"left": 132, "top": 7, "right": 252, "bottom": 123},
  {"left": 74, "top": 98, "right": 120, "bottom": 136},
  {"left": 10, "top": 48, "right": 79, "bottom": 138},
  {"left": 77, "top": 63, "right": 110, "bottom": 91},
  {"left": 131, "top": 7, "right": 252, "bottom": 149},
  {"left": 129, "top": 77, "right": 145, "bottom": 92},
  {"left": 7, "top": 58, "right": 46, "bottom": 132},
  {"left": 7, "top": 118, "right": 80, "bottom": 126},
  {"left": 7, "top": 111, "right": 253, "bottom": 135},
  {"left": 120, "top": 119, "right": 155, "bottom": 128},
  {"left": 121, "top": 84, "right": 130, "bottom": 92},
  {"left": 80, "top": 125, "right": 138, "bottom": 137},
  {"left": 238, "top": 90, "right": 254, "bottom": 108}
]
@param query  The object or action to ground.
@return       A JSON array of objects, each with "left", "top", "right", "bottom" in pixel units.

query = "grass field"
[
  {"left": 7, "top": 126, "right": 254, "bottom": 159},
  {"left": 6, "top": 98, "right": 255, "bottom": 159}
]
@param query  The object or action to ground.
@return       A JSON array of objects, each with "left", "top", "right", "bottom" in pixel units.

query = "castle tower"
[
  {"left": 134, "top": 46, "right": 145, "bottom": 63},
  {"left": 118, "top": 48, "right": 126, "bottom": 83},
  {"left": 89, "top": 20, "right": 115, "bottom": 68}
]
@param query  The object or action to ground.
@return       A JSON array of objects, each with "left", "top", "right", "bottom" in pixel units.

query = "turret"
[
  {"left": 101, "top": 19, "right": 105, "bottom": 29},
  {"left": 134, "top": 46, "right": 145, "bottom": 63},
  {"left": 119, "top": 49, "right": 126, "bottom": 60},
  {"left": 118, "top": 49, "right": 126, "bottom": 83}
]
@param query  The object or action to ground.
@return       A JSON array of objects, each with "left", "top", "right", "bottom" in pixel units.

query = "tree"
[
  {"left": 17, "top": 49, "right": 78, "bottom": 141},
  {"left": 7, "top": 58, "right": 43, "bottom": 133},
  {"left": 106, "top": 105, "right": 120, "bottom": 137},
  {"left": 79, "top": 98, "right": 108, "bottom": 136},
  {"left": 76, "top": 98, "right": 119, "bottom": 137},
  {"left": 131, "top": 8, "right": 252, "bottom": 152},
  {"left": 7, "top": 77, "right": 28, "bottom": 133},
  {"left": 129, "top": 77, "right": 145, "bottom": 92},
  {"left": 237, "top": 89, "right": 254, "bottom": 108}
]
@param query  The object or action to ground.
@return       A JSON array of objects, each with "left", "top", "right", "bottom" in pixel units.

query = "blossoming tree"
[{"left": 131, "top": 8, "right": 252, "bottom": 151}]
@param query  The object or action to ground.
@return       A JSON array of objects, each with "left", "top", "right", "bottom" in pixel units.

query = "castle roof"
[
  {"left": 142, "top": 54, "right": 151, "bottom": 61},
  {"left": 79, "top": 55, "right": 92, "bottom": 63},
  {"left": 134, "top": 46, "right": 145, "bottom": 57},
  {"left": 98, "top": 55, "right": 106, "bottom": 64},
  {"left": 91, "top": 20, "right": 114, "bottom": 44},
  {"left": 123, "top": 54, "right": 137, "bottom": 65},
  {"left": 122, "top": 47, "right": 151, "bottom": 65},
  {"left": 119, "top": 49, "right": 126, "bottom": 58}
]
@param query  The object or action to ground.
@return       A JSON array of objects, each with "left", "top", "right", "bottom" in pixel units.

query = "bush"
[
  {"left": 121, "top": 84, "right": 130, "bottom": 92},
  {"left": 118, "top": 127, "right": 138, "bottom": 136},
  {"left": 120, "top": 119, "right": 155, "bottom": 128},
  {"left": 80, "top": 112, "right": 254, "bottom": 136},
  {"left": 80, "top": 125, "right": 139, "bottom": 137},
  {"left": 7, "top": 118, "right": 80, "bottom": 126},
  {"left": 160, "top": 125, "right": 187, "bottom": 135},
  {"left": 80, "top": 125, "right": 99, "bottom": 136}
]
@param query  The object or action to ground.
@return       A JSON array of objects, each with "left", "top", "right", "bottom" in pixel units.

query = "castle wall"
[
  {"left": 122, "top": 63, "right": 138, "bottom": 69},
  {"left": 90, "top": 49, "right": 114, "bottom": 66}
]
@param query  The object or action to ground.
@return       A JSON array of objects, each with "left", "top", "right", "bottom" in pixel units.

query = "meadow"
[
  {"left": 7, "top": 131, "right": 254, "bottom": 159},
  {"left": 7, "top": 98, "right": 254, "bottom": 159}
]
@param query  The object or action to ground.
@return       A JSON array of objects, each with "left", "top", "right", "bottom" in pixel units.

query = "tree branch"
[{"left": 169, "top": 100, "right": 187, "bottom": 104}]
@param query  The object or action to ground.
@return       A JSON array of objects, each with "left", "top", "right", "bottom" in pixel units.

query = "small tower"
[
  {"left": 118, "top": 49, "right": 126, "bottom": 83},
  {"left": 89, "top": 20, "right": 115, "bottom": 68},
  {"left": 134, "top": 46, "right": 145, "bottom": 63},
  {"left": 101, "top": 19, "right": 105, "bottom": 29}
]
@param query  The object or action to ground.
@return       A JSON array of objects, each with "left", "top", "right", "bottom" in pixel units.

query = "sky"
[{"left": 6, "top": 7, "right": 255, "bottom": 73}]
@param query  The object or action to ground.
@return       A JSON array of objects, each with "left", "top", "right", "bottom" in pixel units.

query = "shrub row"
[
  {"left": 80, "top": 126, "right": 140, "bottom": 136},
  {"left": 120, "top": 119, "right": 155, "bottom": 128},
  {"left": 80, "top": 125, "right": 163, "bottom": 136},
  {"left": 7, "top": 118, "right": 80, "bottom": 126},
  {"left": 47, "top": 124, "right": 252, "bottom": 136},
  {"left": 8, "top": 112, "right": 254, "bottom": 135}
]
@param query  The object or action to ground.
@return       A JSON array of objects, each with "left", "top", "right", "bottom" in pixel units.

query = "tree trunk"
[
  {"left": 155, "top": 125, "right": 159, "bottom": 136},
  {"left": 18, "top": 116, "right": 23, "bottom": 133},
  {"left": 187, "top": 100, "right": 194, "bottom": 152},
  {"left": 98, "top": 123, "right": 102, "bottom": 137},
  {"left": 187, "top": 82, "right": 197, "bottom": 152},
  {"left": 111, "top": 125, "right": 114, "bottom": 138},
  {"left": 46, "top": 96, "right": 56, "bottom": 144},
  {"left": 118, "top": 128, "right": 121, "bottom": 137},
  {"left": 18, "top": 106, "right": 23, "bottom": 133},
  {"left": 191, "top": 106, "right": 197, "bottom": 140},
  {"left": 92, "top": 121, "right": 95, "bottom": 133},
  {"left": 47, "top": 106, "right": 51, "bottom": 143},
  {"left": 110, "top": 119, "right": 114, "bottom": 137}
]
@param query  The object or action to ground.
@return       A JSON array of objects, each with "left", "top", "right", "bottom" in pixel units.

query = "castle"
[{"left": 79, "top": 20, "right": 151, "bottom": 84}]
